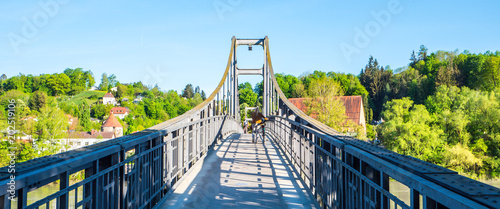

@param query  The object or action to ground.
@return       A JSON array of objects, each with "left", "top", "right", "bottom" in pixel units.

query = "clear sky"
[{"left": 1, "top": 0, "right": 500, "bottom": 94}]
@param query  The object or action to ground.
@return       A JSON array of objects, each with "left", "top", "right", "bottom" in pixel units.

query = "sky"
[{"left": 1, "top": 0, "right": 500, "bottom": 94}]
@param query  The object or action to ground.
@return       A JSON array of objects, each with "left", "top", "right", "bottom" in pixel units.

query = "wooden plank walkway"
[{"left": 158, "top": 133, "right": 318, "bottom": 208}]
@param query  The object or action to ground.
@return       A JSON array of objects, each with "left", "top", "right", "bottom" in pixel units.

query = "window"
[{"left": 85, "top": 142, "right": 89, "bottom": 145}]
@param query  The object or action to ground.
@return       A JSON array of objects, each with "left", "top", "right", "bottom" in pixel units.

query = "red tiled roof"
[
  {"left": 102, "top": 113, "right": 123, "bottom": 128},
  {"left": 110, "top": 107, "right": 129, "bottom": 114},
  {"left": 341, "top": 96, "right": 363, "bottom": 124},
  {"left": 289, "top": 96, "right": 363, "bottom": 125},
  {"left": 103, "top": 92, "right": 115, "bottom": 98}
]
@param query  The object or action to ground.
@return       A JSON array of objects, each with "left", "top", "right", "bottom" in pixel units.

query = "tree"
[
  {"left": 328, "top": 72, "right": 369, "bottom": 96},
  {"left": 108, "top": 74, "right": 118, "bottom": 89},
  {"left": 35, "top": 106, "right": 67, "bottom": 157},
  {"left": 64, "top": 68, "right": 95, "bottom": 94},
  {"left": 442, "top": 143, "right": 483, "bottom": 176},
  {"left": 46, "top": 73, "right": 71, "bottom": 96},
  {"left": 5, "top": 76, "right": 24, "bottom": 92},
  {"left": 91, "top": 104, "right": 113, "bottom": 120},
  {"left": 359, "top": 56, "right": 392, "bottom": 120},
  {"left": 116, "top": 84, "right": 127, "bottom": 98},
  {"left": 28, "top": 91, "right": 47, "bottom": 112},
  {"left": 99, "top": 73, "right": 109, "bottom": 91},
  {"left": 84, "top": 70, "right": 95, "bottom": 89},
  {"left": 194, "top": 86, "right": 201, "bottom": 95},
  {"left": 410, "top": 50, "right": 418, "bottom": 66},
  {"left": 182, "top": 84, "right": 194, "bottom": 98},
  {"left": 483, "top": 56, "right": 500, "bottom": 91},
  {"left": 79, "top": 101, "right": 91, "bottom": 132},
  {"left": 239, "top": 88, "right": 258, "bottom": 107},
  {"left": 304, "top": 76, "right": 346, "bottom": 132},
  {"left": 418, "top": 45, "right": 428, "bottom": 60},
  {"left": 379, "top": 97, "right": 444, "bottom": 163},
  {"left": 201, "top": 90, "right": 207, "bottom": 100}
]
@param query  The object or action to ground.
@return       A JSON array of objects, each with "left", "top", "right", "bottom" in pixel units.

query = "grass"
[{"left": 63, "top": 90, "right": 107, "bottom": 105}]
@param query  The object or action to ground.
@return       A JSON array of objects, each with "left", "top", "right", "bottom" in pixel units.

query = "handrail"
[
  {"left": 0, "top": 36, "right": 242, "bottom": 209},
  {"left": 264, "top": 37, "right": 343, "bottom": 136},
  {"left": 149, "top": 36, "right": 237, "bottom": 130},
  {"left": 263, "top": 37, "right": 499, "bottom": 209}
]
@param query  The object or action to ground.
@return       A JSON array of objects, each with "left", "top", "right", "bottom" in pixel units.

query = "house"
[
  {"left": 89, "top": 86, "right": 98, "bottom": 91},
  {"left": 133, "top": 93, "right": 144, "bottom": 104},
  {"left": 102, "top": 113, "right": 123, "bottom": 138},
  {"left": 63, "top": 130, "right": 115, "bottom": 150},
  {"left": 110, "top": 107, "right": 130, "bottom": 119},
  {"left": 102, "top": 92, "right": 117, "bottom": 105},
  {"left": 110, "top": 87, "right": 118, "bottom": 92},
  {"left": 289, "top": 96, "right": 366, "bottom": 133},
  {"left": 65, "top": 114, "right": 78, "bottom": 131}
]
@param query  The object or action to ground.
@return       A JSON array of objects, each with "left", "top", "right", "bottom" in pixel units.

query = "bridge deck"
[{"left": 158, "top": 133, "right": 317, "bottom": 208}]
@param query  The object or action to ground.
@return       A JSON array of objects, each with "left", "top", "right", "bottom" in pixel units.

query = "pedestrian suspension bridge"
[{"left": 2, "top": 37, "right": 500, "bottom": 209}]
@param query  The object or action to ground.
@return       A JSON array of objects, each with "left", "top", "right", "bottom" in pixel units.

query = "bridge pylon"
[{"left": 230, "top": 36, "right": 272, "bottom": 119}]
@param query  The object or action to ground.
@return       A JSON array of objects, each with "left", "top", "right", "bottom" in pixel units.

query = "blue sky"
[{"left": 1, "top": 0, "right": 500, "bottom": 94}]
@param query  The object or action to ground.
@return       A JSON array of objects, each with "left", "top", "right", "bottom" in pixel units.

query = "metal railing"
[
  {"left": 0, "top": 38, "right": 242, "bottom": 209},
  {"left": 2, "top": 36, "right": 500, "bottom": 209},
  {"left": 262, "top": 37, "right": 500, "bottom": 209}
]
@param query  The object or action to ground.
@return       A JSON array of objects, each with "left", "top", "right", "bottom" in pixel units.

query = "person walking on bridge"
[{"left": 251, "top": 107, "right": 268, "bottom": 143}]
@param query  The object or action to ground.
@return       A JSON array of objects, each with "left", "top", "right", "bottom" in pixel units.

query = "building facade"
[
  {"left": 102, "top": 113, "right": 123, "bottom": 138},
  {"left": 110, "top": 107, "right": 130, "bottom": 119},
  {"left": 102, "top": 92, "right": 117, "bottom": 105}
]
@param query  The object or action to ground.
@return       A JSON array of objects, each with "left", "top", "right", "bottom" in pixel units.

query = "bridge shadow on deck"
[{"left": 158, "top": 133, "right": 317, "bottom": 209}]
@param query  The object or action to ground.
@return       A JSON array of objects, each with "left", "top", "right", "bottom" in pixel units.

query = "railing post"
[
  {"left": 120, "top": 149, "right": 126, "bottom": 209},
  {"left": 412, "top": 189, "right": 420, "bottom": 209},
  {"left": 17, "top": 187, "right": 27, "bottom": 209},
  {"left": 424, "top": 195, "right": 438, "bottom": 209},
  {"left": 165, "top": 133, "right": 173, "bottom": 192},
  {"left": 59, "top": 171, "right": 69, "bottom": 209},
  {"left": 381, "top": 172, "right": 389, "bottom": 209}
]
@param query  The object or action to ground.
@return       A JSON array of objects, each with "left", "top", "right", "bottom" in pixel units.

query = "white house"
[
  {"left": 102, "top": 92, "right": 117, "bottom": 105},
  {"left": 110, "top": 107, "right": 130, "bottom": 119},
  {"left": 63, "top": 130, "right": 115, "bottom": 150}
]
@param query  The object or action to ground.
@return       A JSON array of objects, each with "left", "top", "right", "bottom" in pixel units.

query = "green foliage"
[
  {"left": 238, "top": 82, "right": 258, "bottom": 107},
  {"left": 380, "top": 98, "right": 444, "bottom": 163},
  {"left": 304, "top": 76, "right": 347, "bottom": 132},
  {"left": 99, "top": 73, "right": 109, "bottom": 91},
  {"left": 78, "top": 101, "right": 91, "bottom": 132},
  {"left": 381, "top": 85, "right": 500, "bottom": 178},
  {"left": 328, "top": 72, "right": 368, "bottom": 96},
  {"left": 34, "top": 106, "right": 67, "bottom": 156},
  {"left": 275, "top": 73, "right": 301, "bottom": 98},
  {"left": 182, "top": 84, "right": 194, "bottom": 98},
  {"left": 359, "top": 56, "right": 392, "bottom": 120},
  {"left": 28, "top": 91, "right": 47, "bottom": 113},
  {"left": 63, "top": 68, "right": 95, "bottom": 95},
  {"left": 359, "top": 49, "right": 500, "bottom": 122},
  {"left": 0, "top": 70, "right": 207, "bottom": 169},
  {"left": 46, "top": 73, "right": 71, "bottom": 96},
  {"left": 91, "top": 103, "right": 113, "bottom": 120}
]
